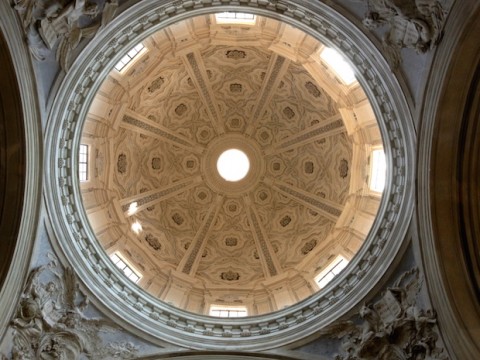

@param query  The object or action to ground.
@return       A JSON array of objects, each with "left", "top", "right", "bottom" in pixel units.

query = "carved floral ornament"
[{"left": 44, "top": 0, "right": 415, "bottom": 351}]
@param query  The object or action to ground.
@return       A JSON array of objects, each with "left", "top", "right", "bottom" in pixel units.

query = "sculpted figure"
[
  {"left": 333, "top": 269, "right": 446, "bottom": 360},
  {"left": 363, "top": 0, "right": 446, "bottom": 67},
  {"left": 359, "top": 304, "right": 384, "bottom": 341},
  {"left": 36, "top": 0, "right": 99, "bottom": 70},
  {"left": 10, "top": 260, "right": 137, "bottom": 359},
  {"left": 13, "top": 0, "right": 117, "bottom": 70}
]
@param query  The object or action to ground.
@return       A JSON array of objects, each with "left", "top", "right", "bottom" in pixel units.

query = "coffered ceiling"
[{"left": 81, "top": 14, "right": 381, "bottom": 315}]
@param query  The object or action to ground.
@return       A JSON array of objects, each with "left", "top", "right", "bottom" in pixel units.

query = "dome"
[
  {"left": 44, "top": 1, "right": 414, "bottom": 351},
  {"left": 80, "top": 13, "right": 383, "bottom": 316}
]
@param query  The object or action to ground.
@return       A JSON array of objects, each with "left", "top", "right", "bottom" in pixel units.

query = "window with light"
[
  {"left": 209, "top": 305, "right": 248, "bottom": 318},
  {"left": 320, "top": 47, "right": 356, "bottom": 85},
  {"left": 369, "top": 149, "right": 387, "bottom": 192},
  {"left": 79, "top": 144, "right": 88, "bottom": 182},
  {"left": 215, "top": 12, "right": 256, "bottom": 24},
  {"left": 315, "top": 256, "right": 349, "bottom": 289},
  {"left": 110, "top": 253, "right": 141, "bottom": 283},
  {"left": 114, "top": 43, "right": 145, "bottom": 72}
]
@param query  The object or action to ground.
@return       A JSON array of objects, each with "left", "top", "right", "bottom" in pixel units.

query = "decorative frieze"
[
  {"left": 179, "top": 196, "right": 223, "bottom": 275},
  {"left": 244, "top": 196, "right": 281, "bottom": 277},
  {"left": 120, "top": 176, "right": 201, "bottom": 214},
  {"left": 264, "top": 115, "right": 345, "bottom": 155},
  {"left": 247, "top": 55, "right": 289, "bottom": 134},
  {"left": 122, "top": 113, "right": 202, "bottom": 153},
  {"left": 266, "top": 178, "right": 343, "bottom": 221},
  {"left": 184, "top": 52, "right": 225, "bottom": 134}
]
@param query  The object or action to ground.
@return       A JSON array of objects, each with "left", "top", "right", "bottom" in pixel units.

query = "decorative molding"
[
  {"left": 265, "top": 178, "right": 343, "bottom": 221},
  {"left": 226, "top": 50, "right": 246, "bottom": 59},
  {"left": 184, "top": 52, "right": 225, "bottom": 134},
  {"left": 246, "top": 55, "right": 290, "bottom": 136},
  {"left": 264, "top": 115, "right": 345, "bottom": 155},
  {"left": 122, "top": 111, "right": 204, "bottom": 154},
  {"left": 178, "top": 195, "right": 223, "bottom": 275},
  {"left": 417, "top": 1, "right": 480, "bottom": 358},
  {"left": 0, "top": 0, "right": 42, "bottom": 344},
  {"left": 244, "top": 196, "right": 282, "bottom": 277},
  {"left": 119, "top": 176, "right": 202, "bottom": 214}
]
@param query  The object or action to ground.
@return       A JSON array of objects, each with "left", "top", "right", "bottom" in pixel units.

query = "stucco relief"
[
  {"left": 13, "top": 0, "right": 118, "bottom": 70},
  {"left": 328, "top": 269, "right": 447, "bottom": 360},
  {"left": 363, "top": 0, "right": 447, "bottom": 67},
  {"left": 5, "top": 255, "right": 137, "bottom": 359}
]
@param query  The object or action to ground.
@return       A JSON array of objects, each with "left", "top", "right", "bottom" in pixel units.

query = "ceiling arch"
[{"left": 418, "top": 1, "right": 480, "bottom": 357}]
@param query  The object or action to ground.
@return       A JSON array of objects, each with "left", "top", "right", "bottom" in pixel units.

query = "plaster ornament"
[
  {"left": 363, "top": 0, "right": 446, "bottom": 68},
  {"left": 328, "top": 268, "right": 448, "bottom": 360},
  {"left": 8, "top": 258, "right": 138, "bottom": 360},
  {"left": 98, "top": 0, "right": 119, "bottom": 31},
  {"left": 13, "top": 0, "right": 118, "bottom": 69}
]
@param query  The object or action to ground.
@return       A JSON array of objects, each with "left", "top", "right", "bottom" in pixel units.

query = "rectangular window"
[
  {"left": 320, "top": 47, "right": 356, "bottom": 85},
  {"left": 369, "top": 149, "right": 386, "bottom": 192},
  {"left": 110, "top": 252, "right": 141, "bottom": 283},
  {"left": 79, "top": 144, "right": 88, "bottom": 182},
  {"left": 315, "top": 256, "right": 349, "bottom": 289},
  {"left": 215, "top": 12, "right": 256, "bottom": 25},
  {"left": 114, "top": 43, "right": 145, "bottom": 72},
  {"left": 209, "top": 305, "right": 247, "bottom": 318}
]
